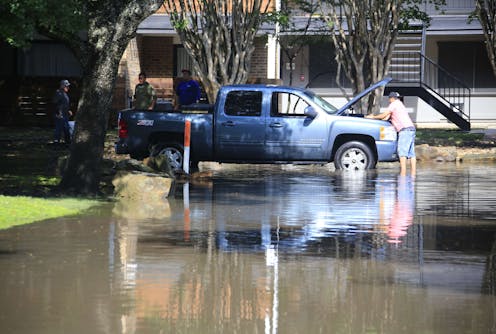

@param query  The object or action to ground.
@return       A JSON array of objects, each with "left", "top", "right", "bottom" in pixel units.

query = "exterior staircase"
[
  {"left": 389, "top": 30, "right": 423, "bottom": 84},
  {"left": 386, "top": 29, "right": 471, "bottom": 131}
]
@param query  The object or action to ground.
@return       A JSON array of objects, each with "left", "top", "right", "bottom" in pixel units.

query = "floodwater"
[{"left": 1, "top": 163, "right": 496, "bottom": 334}]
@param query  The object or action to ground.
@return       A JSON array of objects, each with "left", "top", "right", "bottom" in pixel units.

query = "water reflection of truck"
[
  {"left": 115, "top": 79, "right": 398, "bottom": 171},
  {"left": 177, "top": 172, "right": 408, "bottom": 256}
]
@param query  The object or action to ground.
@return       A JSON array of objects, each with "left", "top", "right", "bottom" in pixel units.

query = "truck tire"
[
  {"left": 151, "top": 143, "right": 184, "bottom": 171},
  {"left": 334, "top": 141, "right": 376, "bottom": 170}
]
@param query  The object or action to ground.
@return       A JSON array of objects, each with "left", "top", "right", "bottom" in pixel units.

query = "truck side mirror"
[{"left": 304, "top": 106, "right": 318, "bottom": 118}]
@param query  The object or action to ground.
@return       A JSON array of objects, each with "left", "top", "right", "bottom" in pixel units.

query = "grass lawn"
[
  {"left": 415, "top": 129, "right": 488, "bottom": 147},
  {"left": 0, "top": 195, "right": 100, "bottom": 230}
]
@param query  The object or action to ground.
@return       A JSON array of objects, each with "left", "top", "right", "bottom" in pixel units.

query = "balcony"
[{"left": 424, "top": 0, "right": 475, "bottom": 15}]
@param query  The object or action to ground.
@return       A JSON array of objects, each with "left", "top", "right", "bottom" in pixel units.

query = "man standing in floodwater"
[{"left": 366, "top": 92, "right": 416, "bottom": 176}]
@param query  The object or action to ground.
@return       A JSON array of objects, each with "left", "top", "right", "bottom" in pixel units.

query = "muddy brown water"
[{"left": 1, "top": 163, "right": 496, "bottom": 333}]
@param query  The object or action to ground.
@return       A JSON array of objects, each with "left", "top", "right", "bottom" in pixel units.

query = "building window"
[
  {"left": 438, "top": 41, "right": 496, "bottom": 89},
  {"left": 308, "top": 42, "right": 350, "bottom": 88},
  {"left": 175, "top": 46, "right": 195, "bottom": 77}
]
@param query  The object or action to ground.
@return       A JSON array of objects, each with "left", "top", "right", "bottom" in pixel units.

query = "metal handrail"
[{"left": 391, "top": 51, "right": 471, "bottom": 121}]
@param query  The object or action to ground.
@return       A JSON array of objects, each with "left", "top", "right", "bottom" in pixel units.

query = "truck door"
[
  {"left": 215, "top": 90, "right": 265, "bottom": 161},
  {"left": 265, "top": 91, "right": 329, "bottom": 161}
]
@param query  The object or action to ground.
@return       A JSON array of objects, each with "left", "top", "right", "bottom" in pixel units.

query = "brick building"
[
  {"left": 115, "top": 34, "right": 270, "bottom": 111},
  {"left": 0, "top": 7, "right": 275, "bottom": 127}
]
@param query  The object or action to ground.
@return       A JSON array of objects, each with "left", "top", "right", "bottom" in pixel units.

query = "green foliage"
[
  {"left": 1, "top": 175, "right": 59, "bottom": 187},
  {"left": 0, "top": 195, "right": 99, "bottom": 229},
  {"left": 277, "top": 0, "right": 320, "bottom": 31},
  {"left": 0, "top": 173, "right": 62, "bottom": 197},
  {"left": 171, "top": 16, "right": 188, "bottom": 31},
  {"left": 264, "top": 11, "right": 291, "bottom": 28},
  {"left": 0, "top": 0, "right": 86, "bottom": 47},
  {"left": 399, "top": 0, "right": 446, "bottom": 29}
]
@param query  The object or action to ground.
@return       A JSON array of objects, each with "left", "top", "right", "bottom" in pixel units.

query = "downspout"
[
  {"left": 267, "top": 0, "right": 281, "bottom": 80},
  {"left": 420, "top": 25, "right": 427, "bottom": 86}
]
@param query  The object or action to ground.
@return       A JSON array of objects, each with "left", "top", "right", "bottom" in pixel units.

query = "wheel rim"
[
  {"left": 340, "top": 148, "right": 367, "bottom": 170},
  {"left": 158, "top": 147, "right": 183, "bottom": 170}
]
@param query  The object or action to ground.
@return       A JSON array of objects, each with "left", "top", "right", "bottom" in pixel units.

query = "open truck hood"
[{"left": 336, "top": 77, "right": 392, "bottom": 115}]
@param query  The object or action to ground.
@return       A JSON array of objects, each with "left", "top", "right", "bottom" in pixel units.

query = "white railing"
[{"left": 424, "top": 0, "right": 475, "bottom": 15}]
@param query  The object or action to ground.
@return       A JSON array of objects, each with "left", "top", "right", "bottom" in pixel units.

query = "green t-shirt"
[{"left": 134, "top": 82, "right": 156, "bottom": 110}]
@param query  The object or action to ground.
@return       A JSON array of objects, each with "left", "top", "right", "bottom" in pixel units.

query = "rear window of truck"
[{"left": 224, "top": 91, "right": 262, "bottom": 116}]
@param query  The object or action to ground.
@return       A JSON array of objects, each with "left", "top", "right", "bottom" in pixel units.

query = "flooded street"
[{"left": 1, "top": 163, "right": 496, "bottom": 333}]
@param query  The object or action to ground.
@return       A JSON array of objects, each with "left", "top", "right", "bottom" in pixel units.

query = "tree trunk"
[
  {"left": 319, "top": 0, "right": 400, "bottom": 114},
  {"left": 58, "top": 0, "right": 162, "bottom": 195},
  {"left": 475, "top": 0, "right": 496, "bottom": 79},
  {"left": 202, "top": 79, "right": 221, "bottom": 106},
  {"left": 59, "top": 54, "right": 117, "bottom": 194}
]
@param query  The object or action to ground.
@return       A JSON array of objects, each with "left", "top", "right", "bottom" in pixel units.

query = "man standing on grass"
[
  {"left": 52, "top": 79, "right": 73, "bottom": 144},
  {"left": 366, "top": 92, "right": 416, "bottom": 176}
]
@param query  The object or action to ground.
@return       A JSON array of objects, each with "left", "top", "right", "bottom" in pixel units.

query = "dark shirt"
[
  {"left": 53, "top": 89, "right": 70, "bottom": 118},
  {"left": 177, "top": 79, "right": 201, "bottom": 105}
]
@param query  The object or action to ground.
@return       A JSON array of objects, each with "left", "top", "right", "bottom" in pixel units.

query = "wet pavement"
[{"left": 1, "top": 163, "right": 496, "bottom": 333}]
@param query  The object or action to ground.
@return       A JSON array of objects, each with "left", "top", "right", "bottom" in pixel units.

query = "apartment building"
[
  {"left": 0, "top": 0, "right": 494, "bottom": 128},
  {"left": 278, "top": 0, "right": 496, "bottom": 128}
]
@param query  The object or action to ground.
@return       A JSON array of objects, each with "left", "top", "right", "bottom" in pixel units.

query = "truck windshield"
[{"left": 304, "top": 91, "right": 339, "bottom": 115}]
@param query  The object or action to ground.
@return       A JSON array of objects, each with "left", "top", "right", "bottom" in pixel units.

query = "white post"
[
  {"left": 267, "top": 0, "right": 281, "bottom": 80},
  {"left": 183, "top": 182, "right": 190, "bottom": 241},
  {"left": 183, "top": 119, "right": 191, "bottom": 174}
]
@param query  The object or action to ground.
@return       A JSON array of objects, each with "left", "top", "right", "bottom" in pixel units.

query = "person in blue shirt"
[{"left": 175, "top": 69, "right": 201, "bottom": 109}]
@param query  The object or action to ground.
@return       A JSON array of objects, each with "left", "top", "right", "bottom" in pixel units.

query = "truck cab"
[{"left": 115, "top": 78, "right": 398, "bottom": 171}]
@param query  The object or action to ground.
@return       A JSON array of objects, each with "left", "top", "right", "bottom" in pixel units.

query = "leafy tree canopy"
[{"left": 0, "top": 0, "right": 85, "bottom": 47}]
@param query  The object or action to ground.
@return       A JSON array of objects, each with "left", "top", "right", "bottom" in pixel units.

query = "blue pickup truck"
[{"left": 115, "top": 78, "right": 398, "bottom": 171}]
